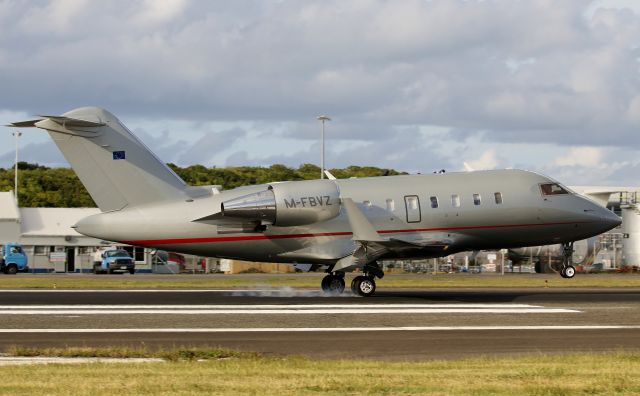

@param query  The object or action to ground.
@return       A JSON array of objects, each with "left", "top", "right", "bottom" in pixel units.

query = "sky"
[{"left": 1, "top": 0, "right": 640, "bottom": 185}]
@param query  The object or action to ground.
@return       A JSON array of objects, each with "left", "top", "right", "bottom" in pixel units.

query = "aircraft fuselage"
[{"left": 74, "top": 169, "right": 620, "bottom": 264}]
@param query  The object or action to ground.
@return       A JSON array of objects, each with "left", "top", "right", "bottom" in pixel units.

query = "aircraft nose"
[
  {"left": 599, "top": 206, "right": 621, "bottom": 230},
  {"left": 581, "top": 201, "right": 621, "bottom": 233},
  {"left": 575, "top": 197, "right": 621, "bottom": 235}
]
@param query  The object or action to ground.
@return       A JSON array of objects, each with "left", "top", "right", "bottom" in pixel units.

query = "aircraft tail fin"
[{"left": 9, "top": 107, "right": 188, "bottom": 212}]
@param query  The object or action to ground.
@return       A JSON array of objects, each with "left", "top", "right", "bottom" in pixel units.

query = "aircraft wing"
[
  {"left": 277, "top": 199, "right": 453, "bottom": 264},
  {"left": 331, "top": 198, "right": 454, "bottom": 271},
  {"left": 342, "top": 197, "right": 452, "bottom": 249},
  {"left": 377, "top": 236, "right": 452, "bottom": 252},
  {"left": 278, "top": 238, "right": 358, "bottom": 261}
]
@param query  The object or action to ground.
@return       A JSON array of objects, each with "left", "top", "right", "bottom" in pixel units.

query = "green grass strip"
[
  {"left": 0, "top": 348, "right": 639, "bottom": 395},
  {"left": 1, "top": 273, "right": 640, "bottom": 289}
]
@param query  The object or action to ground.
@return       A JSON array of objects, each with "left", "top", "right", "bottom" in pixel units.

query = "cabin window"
[
  {"left": 451, "top": 194, "right": 461, "bottom": 208},
  {"left": 386, "top": 199, "right": 395, "bottom": 211},
  {"left": 494, "top": 192, "right": 503, "bottom": 204},
  {"left": 430, "top": 196, "right": 439, "bottom": 208},
  {"left": 540, "top": 183, "right": 570, "bottom": 196},
  {"left": 473, "top": 193, "right": 481, "bottom": 206}
]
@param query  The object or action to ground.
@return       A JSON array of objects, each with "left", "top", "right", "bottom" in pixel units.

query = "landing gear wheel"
[
  {"left": 563, "top": 265, "right": 576, "bottom": 279},
  {"left": 350, "top": 276, "right": 360, "bottom": 294},
  {"left": 351, "top": 276, "right": 376, "bottom": 297},
  {"left": 321, "top": 274, "right": 345, "bottom": 295},
  {"left": 560, "top": 267, "right": 567, "bottom": 278}
]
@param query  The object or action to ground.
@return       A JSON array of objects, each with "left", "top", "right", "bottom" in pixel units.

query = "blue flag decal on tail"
[{"left": 113, "top": 151, "right": 125, "bottom": 160}]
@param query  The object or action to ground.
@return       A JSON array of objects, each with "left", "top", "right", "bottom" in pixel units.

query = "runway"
[{"left": 0, "top": 288, "right": 638, "bottom": 360}]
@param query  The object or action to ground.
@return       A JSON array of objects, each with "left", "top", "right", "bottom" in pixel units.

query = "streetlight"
[
  {"left": 12, "top": 131, "right": 21, "bottom": 205},
  {"left": 316, "top": 115, "right": 331, "bottom": 179}
]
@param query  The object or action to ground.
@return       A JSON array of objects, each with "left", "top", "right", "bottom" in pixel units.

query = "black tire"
[
  {"left": 321, "top": 274, "right": 345, "bottom": 295},
  {"left": 351, "top": 276, "right": 366, "bottom": 294},
  {"left": 350, "top": 276, "right": 360, "bottom": 294},
  {"left": 5, "top": 265, "right": 18, "bottom": 275},
  {"left": 129, "top": 269, "right": 135, "bottom": 275},
  {"left": 107, "top": 268, "right": 113, "bottom": 274},
  {"left": 353, "top": 276, "right": 376, "bottom": 297}
]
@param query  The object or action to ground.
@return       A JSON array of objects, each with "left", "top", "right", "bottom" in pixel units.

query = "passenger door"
[{"left": 404, "top": 195, "right": 421, "bottom": 223}]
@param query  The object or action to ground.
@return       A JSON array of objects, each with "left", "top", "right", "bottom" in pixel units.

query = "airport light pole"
[
  {"left": 317, "top": 115, "right": 331, "bottom": 179},
  {"left": 12, "top": 131, "right": 21, "bottom": 205}
]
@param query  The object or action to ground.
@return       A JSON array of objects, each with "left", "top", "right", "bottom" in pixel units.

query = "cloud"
[
  {"left": 464, "top": 149, "right": 502, "bottom": 171},
  {"left": 177, "top": 127, "right": 247, "bottom": 165},
  {"left": 1, "top": 1, "right": 640, "bottom": 185},
  {"left": 554, "top": 147, "right": 605, "bottom": 167},
  {"left": 0, "top": 141, "right": 66, "bottom": 168},
  {"left": 133, "top": 0, "right": 187, "bottom": 26}
]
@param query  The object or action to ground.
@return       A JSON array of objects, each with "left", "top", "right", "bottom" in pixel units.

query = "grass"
[
  {"left": 0, "top": 347, "right": 639, "bottom": 395},
  {"left": 0, "top": 273, "right": 640, "bottom": 289},
  {"left": 4, "top": 346, "right": 256, "bottom": 361}
]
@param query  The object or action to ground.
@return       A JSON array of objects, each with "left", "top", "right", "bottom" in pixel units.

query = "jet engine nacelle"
[{"left": 220, "top": 179, "right": 341, "bottom": 226}]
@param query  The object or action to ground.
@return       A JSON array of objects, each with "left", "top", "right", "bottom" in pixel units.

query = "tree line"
[{"left": 0, "top": 162, "right": 406, "bottom": 207}]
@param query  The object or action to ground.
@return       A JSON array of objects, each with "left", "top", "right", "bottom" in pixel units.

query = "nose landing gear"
[{"left": 560, "top": 241, "right": 576, "bottom": 279}]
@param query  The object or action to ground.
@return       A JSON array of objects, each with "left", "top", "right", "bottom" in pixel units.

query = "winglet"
[
  {"left": 341, "top": 198, "right": 384, "bottom": 242},
  {"left": 324, "top": 170, "right": 337, "bottom": 180}
]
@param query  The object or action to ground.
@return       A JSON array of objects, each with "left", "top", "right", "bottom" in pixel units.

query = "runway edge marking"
[
  {"left": 0, "top": 326, "right": 637, "bottom": 333},
  {"left": 0, "top": 308, "right": 580, "bottom": 314}
]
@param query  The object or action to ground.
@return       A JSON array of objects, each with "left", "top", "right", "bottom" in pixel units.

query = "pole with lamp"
[
  {"left": 12, "top": 131, "right": 21, "bottom": 205},
  {"left": 316, "top": 115, "right": 331, "bottom": 179}
]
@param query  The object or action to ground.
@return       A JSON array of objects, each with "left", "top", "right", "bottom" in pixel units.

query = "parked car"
[
  {"left": 93, "top": 249, "right": 135, "bottom": 274},
  {"left": 584, "top": 262, "right": 604, "bottom": 273}
]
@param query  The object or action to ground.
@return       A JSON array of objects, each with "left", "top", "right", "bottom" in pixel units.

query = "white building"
[{"left": 0, "top": 192, "right": 152, "bottom": 273}]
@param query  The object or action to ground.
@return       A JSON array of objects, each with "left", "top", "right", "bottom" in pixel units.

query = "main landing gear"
[
  {"left": 321, "top": 272, "right": 345, "bottom": 295},
  {"left": 320, "top": 263, "right": 384, "bottom": 297},
  {"left": 560, "top": 241, "right": 576, "bottom": 279},
  {"left": 351, "top": 275, "right": 376, "bottom": 297}
]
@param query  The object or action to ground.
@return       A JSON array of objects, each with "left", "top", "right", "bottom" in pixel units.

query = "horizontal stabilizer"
[
  {"left": 8, "top": 116, "right": 105, "bottom": 129},
  {"left": 37, "top": 115, "right": 106, "bottom": 128},
  {"left": 6, "top": 119, "right": 41, "bottom": 128}
]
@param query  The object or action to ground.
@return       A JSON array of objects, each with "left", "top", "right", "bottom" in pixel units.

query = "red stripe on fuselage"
[{"left": 121, "top": 221, "right": 588, "bottom": 246}]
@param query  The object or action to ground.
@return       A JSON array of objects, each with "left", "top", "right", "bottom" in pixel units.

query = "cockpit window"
[{"left": 540, "top": 183, "right": 570, "bottom": 196}]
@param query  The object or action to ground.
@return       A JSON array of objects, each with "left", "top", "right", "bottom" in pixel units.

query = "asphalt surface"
[{"left": 0, "top": 288, "right": 639, "bottom": 360}]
